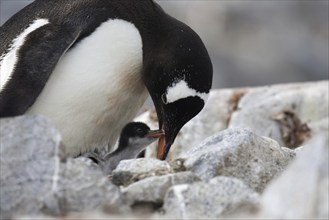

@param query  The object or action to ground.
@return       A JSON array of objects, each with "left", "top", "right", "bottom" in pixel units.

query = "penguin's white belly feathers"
[{"left": 27, "top": 19, "right": 148, "bottom": 156}]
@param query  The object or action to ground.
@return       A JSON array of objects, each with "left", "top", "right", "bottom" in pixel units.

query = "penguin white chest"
[{"left": 27, "top": 19, "right": 147, "bottom": 156}]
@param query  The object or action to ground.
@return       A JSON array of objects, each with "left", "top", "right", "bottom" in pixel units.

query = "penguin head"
[
  {"left": 117, "top": 122, "right": 164, "bottom": 153},
  {"left": 143, "top": 22, "right": 213, "bottom": 160},
  {"left": 87, "top": 122, "right": 164, "bottom": 174}
]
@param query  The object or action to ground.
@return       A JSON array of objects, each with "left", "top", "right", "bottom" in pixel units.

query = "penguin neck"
[
  {"left": 105, "top": 140, "right": 142, "bottom": 162},
  {"left": 130, "top": 1, "right": 175, "bottom": 54}
]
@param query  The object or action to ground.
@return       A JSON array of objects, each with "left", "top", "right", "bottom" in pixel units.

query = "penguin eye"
[{"left": 161, "top": 93, "right": 168, "bottom": 105}]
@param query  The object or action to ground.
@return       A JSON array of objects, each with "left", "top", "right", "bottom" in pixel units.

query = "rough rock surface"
[
  {"left": 0, "top": 116, "right": 63, "bottom": 219},
  {"left": 259, "top": 133, "right": 329, "bottom": 219},
  {"left": 162, "top": 176, "right": 259, "bottom": 219},
  {"left": 56, "top": 158, "right": 124, "bottom": 214},
  {"left": 229, "top": 81, "right": 328, "bottom": 148},
  {"left": 122, "top": 172, "right": 200, "bottom": 208},
  {"left": 111, "top": 158, "right": 172, "bottom": 186},
  {"left": 0, "top": 116, "right": 123, "bottom": 219},
  {"left": 183, "top": 128, "right": 295, "bottom": 192}
]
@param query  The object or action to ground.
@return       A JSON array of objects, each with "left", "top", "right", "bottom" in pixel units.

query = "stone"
[
  {"left": 183, "top": 128, "right": 295, "bottom": 192},
  {"left": 259, "top": 133, "right": 329, "bottom": 219},
  {"left": 229, "top": 81, "right": 328, "bottom": 148},
  {"left": 162, "top": 176, "right": 259, "bottom": 219},
  {"left": 0, "top": 116, "right": 124, "bottom": 219},
  {"left": 121, "top": 172, "right": 200, "bottom": 210},
  {"left": 111, "top": 158, "right": 172, "bottom": 186},
  {"left": 0, "top": 116, "right": 63, "bottom": 219},
  {"left": 308, "top": 117, "right": 329, "bottom": 135},
  {"left": 56, "top": 158, "right": 124, "bottom": 214}
]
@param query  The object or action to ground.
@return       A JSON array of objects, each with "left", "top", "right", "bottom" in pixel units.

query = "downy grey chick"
[{"left": 86, "top": 122, "right": 164, "bottom": 174}]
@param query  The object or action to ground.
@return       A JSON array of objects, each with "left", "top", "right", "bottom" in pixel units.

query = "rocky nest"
[{"left": 1, "top": 81, "right": 328, "bottom": 219}]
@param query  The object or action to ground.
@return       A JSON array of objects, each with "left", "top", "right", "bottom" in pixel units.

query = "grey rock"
[
  {"left": 56, "top": 158, "right": 124, "bottom": 214},
  {"left": 111, "top": 158, "right": 172, "bottom": 186},
  {"left": 309, "top": 116, "right": 329, "bottom": 135},
  {"left": 122, "top": 172, "right": 200, "bottom": 208},
  {"left": 229, "top": 81, "right": 328, "bottom": 148},
  {"left": 0, "top": 116, "right": 124, "bottom": 218},
  {"left": 0, "top": 116, "right": 63, "bottom": 219},
  {"left": 183, "top": 128, "right": 295, "bottom": 192},
  {"left": 259, "top": 133, "right": 329, "bottom": 219},
  {"left": 162, "top": 176, "right": 259, "bottom": 219}
]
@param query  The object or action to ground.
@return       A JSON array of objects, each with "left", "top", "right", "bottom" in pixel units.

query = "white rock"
[
  {"left": 111, "top": 158, "right": 172, "bottom": 186},
  {"left": 229, "top": 81, "right": 328, "bottom": 148},
  {"left": 162, "top": 176, "right": 259, "bottom": 219},
  {"left": 259, "top": 133, "right": 329, "bottom": 219},
  {"left": 182, "top": 128, "right": 295, "bottom": 192},
  {"left": 122, "top": 172, "right": 200, "bottom": 209},
  {"left": 0, "top": 116, "right": 124, "bottom": 218},
  {"left": 57, "top": 158, "right": 123, "bottom": 214},
  {"left": 0, "top": 116, "right": 63, "bottom": 219}
]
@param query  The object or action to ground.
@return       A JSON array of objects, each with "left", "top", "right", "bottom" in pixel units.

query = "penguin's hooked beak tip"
[
  {"left": 144, "top": 127, "right": 167, "bottom": 160},
  {"left": 156, "top": 124, "right": 175, "bottom": 160},
  {"left": 157, "top": 135, "right": 166, "bottom": 160}
]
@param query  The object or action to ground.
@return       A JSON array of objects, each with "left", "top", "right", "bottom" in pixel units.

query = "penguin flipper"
[{"left": 0, "top": 24, "right": 80, "bottom": 117}]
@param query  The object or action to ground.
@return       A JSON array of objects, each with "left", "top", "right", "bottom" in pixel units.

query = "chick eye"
[{"left": 161, "top": 93, "right": 168, "bottom": 104}]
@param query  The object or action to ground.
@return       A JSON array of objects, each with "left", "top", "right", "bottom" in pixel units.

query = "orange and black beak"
[
  {"left": 154, "top": 96, "right": 206, "bottom": 160},
  {"left": 156, "top": 124, "right": 166, "bottom": 160},
  {"left": 156, "top": 122, "right": 180, "bottom": 160},
  {"left": 145, "top": 128, "right": 167, "bottom": 160}
]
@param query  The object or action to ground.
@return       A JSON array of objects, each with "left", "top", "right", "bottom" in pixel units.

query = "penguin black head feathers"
[
  {"left": 116, "top": 122, "right": 164, "bottom": 154},
  {"left": 142, "top": 17, "right": 213, "bottom": 159}
]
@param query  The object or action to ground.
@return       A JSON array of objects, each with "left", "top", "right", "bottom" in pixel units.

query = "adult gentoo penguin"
[
  {"left": 0, "top": 0, "right": 213, "bottom": 160},
  {"left": 86, "top": 122, "right": 164, "bottom": 174}
]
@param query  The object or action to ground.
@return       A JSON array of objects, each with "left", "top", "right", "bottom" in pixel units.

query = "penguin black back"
[{"left": 0, "top": 0, "right": 212, "bottom": 159}]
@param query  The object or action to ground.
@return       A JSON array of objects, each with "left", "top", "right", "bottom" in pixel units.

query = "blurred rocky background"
[{"left": 1, "top": 0, "right": 328, "bottom": 88}]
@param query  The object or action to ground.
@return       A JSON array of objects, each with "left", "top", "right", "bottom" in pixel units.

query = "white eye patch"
[{"left": 164, "top": 79, "right": 208, "bottom": 104}]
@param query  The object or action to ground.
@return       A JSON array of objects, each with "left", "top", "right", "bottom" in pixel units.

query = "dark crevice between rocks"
[
  {"left": 272, "top": 110, "right": 311, "bottom": 149},
  {"left": 130, "top": 201, "right": 163, "bottom": 216},
  {"left": 226, "top": 89, "right": 248, "bottom": 127}
]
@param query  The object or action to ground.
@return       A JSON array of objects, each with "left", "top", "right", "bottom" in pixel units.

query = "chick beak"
[{"left": 144, "top": 129, "right": 165, "bottom": 139}]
